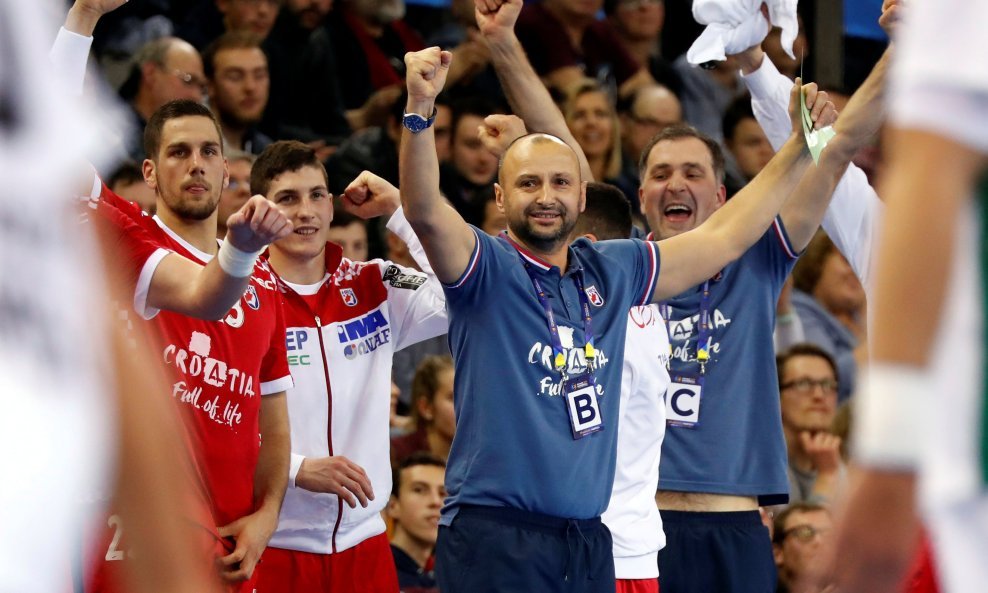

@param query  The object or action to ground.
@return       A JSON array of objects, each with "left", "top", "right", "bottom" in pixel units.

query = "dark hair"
[
  {"left": 722, "top": 94, "right": 756, "bottom": 143},
  {"left": 391, "top": 451, "right": 446, "bottom": 497},
  {"left": 572, "top": 182, "right": 632, "bottom": 241},
  {"left": 410, "top": 355, "right": 454, "bottom": 430},
  {"left": 791, "top": 230, "right": 836, "bottom": 294},
  {"left": 329, "top": 209, "right": 366, "bottom": 229},
  {"left": 638, "top": 123, "right": 725, "bottom": 184},
  {"left": 603, "top": 0, "right": 663, "bottom": 16},
  {"left": 107, "top": 161, "right": 146, "bottom": 189},
  {"left": 251, "top": 140, "right": 329, "bottom": 197},
  {"left": 772, "top": 501, "right": 829, "bottom": 544},
  {"left": 202, "top": 31, "right": 265, "bottom": 81},
  {"left": 776, "top": 343, "right": 840, "bottom": 388},
  {"left": 144, "top": 99, "right": 223, "bottom": 161},
  {"left": 450, "top": 96, "right": 503, "bottom": 145}
]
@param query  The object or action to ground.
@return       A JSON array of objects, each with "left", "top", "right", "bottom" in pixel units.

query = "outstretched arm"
[
  {"left": 776, "top": 50, "right": 889, "bottom": 251},
  {"left": 400, "top": 48, "right": 478, "bottom": 284},
  {"left": 146, "top": 195, "right": 293, "bottom": 319},
  {"left": 475, "top": 0, "right": 594, "bottom": 181},
  {"left": 651, "top": 83, "right": 812, "bottom": 301}
]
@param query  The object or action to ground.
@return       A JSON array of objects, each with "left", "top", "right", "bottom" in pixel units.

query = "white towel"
[{"left": 687, "top": 0, "right": 799, "bottom": 65}]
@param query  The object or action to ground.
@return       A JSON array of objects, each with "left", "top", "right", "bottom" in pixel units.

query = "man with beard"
[
  {"left": 398, "top": 43, "right": 839, "bottom": 592},
  {"left": 204, "top": 32, "right": 272, "bottom": 155},
  {"left": 56, "top": 7, "right": 295, "bottom": 591}
]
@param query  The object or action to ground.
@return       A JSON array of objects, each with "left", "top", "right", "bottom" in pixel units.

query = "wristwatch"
[{"left": 402, "top": 107, "right": 438, "bottom": 133}]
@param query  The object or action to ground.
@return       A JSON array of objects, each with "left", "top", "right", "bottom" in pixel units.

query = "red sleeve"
[
  {"left": 258, "top": 278, "right": 293, "bottom": 395},
  {"left": 92, "top": 185, "right": 171, "bottom": 318}
]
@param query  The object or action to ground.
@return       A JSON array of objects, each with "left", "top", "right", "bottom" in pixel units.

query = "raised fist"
[{"left": 404, "top": 48, "right": 453, "bottom": 105}]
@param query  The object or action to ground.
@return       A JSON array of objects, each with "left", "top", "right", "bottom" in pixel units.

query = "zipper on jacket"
[{"left": 313, "top": 315, "right": 345, "bottom": 554}]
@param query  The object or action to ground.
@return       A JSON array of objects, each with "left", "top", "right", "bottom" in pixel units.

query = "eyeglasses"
[
  {"left": 168, "top": 68, "right": 208, "bottom": 94},
  {"left": 781, "top": 377, "right": 839, "bottom": 394},
  {"left": 781, "top": 524, "right": 830, "bottom": 543}
]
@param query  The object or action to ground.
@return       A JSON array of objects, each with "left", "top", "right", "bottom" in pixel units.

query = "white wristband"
[
  {"left": 852, "top": 364, "right": 928, "bottom": 471},
  {"left": 216, "top": 241, "right": 262, "bottom": 278}
]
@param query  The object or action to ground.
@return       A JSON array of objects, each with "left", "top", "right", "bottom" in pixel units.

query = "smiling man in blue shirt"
[{"left": 397, "top": 29, "right": 827, "bottom": 590}]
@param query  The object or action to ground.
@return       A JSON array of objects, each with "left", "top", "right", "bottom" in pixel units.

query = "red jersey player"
[{"left": 56, "top": 3, "right": 295, "bottom": 591}]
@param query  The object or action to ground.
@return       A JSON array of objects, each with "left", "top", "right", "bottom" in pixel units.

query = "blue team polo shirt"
[
  {"left": 440, "top": 228, "right": 660, "bottom": 524},
  {"left": 658, "top": 218, "right": 798, "bottom": 505}
]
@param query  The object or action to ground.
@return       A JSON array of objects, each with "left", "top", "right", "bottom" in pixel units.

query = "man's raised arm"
[
  {"left": 651, "top": 83, "right": 814, "bottom": 301},
  {"left": 399, "top": 48, "right": 478, "bottom": 284},
  {"left": 475, "top": 0, "right": 594, "bottom": 181},
  {"left": 775, "top": 50, "right": 889, "bottom": 252}
]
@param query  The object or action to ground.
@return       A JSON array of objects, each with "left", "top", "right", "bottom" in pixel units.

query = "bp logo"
[{"left": 244, "top": 285, "right": 260, "bottom": 310}]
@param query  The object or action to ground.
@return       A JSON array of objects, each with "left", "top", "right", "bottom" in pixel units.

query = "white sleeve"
[
  {"left": 741, "top": 56, "right": 885, "bottom": 290},
  {"left": 49, "top": 27, "right": 93, "bottom": 97},
  {"left": 385, "top": 207, "right": 435, "bottom": 276},
  {"left": 376, "top": 259, "right": 448, "bottom": 351},
  {"left": 288, "top": 453, "right": 305, "bottom": 489}
]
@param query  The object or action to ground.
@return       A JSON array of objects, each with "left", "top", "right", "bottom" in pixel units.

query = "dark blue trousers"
[
  {"left": 436, "top": 505, "right": 616, "bottom": 593},
  {"left": 657, "top": 510, "right": 776, "bottom": 593}
]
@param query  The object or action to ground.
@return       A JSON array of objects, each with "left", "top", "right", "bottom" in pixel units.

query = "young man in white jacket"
[{"left": 252, "top": 140, "right": 448, "bottom": 593}]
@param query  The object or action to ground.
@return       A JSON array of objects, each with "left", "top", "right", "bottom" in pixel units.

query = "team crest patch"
[
  {"left": 585, "top": 285, "right": 604, "bottom": 307},
  {"left": 244, "top": 285, "right": 260, "bottom": 310},
  {"left": 341, "top": 288, "right": 358, "bottom": 307}
]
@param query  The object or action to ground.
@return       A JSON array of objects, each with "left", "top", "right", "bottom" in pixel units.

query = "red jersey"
[{"left": 95, "top": 185, "right": 293, "bottom": 527}]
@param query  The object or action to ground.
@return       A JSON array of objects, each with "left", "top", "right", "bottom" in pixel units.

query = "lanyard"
[
  {"left": 519, "top": 258, "right": 596, "bottom": 377},
  {"left": 662, "top": 279, "right": 712, "bottom": 375}
]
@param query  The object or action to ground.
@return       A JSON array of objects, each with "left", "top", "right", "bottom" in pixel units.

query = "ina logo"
[
  {"left": 244, "top": 285, "right": 260, "bottom": 310},
  {"left": 585, "top": 285, "right": 604, "bottom": 307},
  {"left": 341, "top": 288, "right": 358, "bottom": 307}
]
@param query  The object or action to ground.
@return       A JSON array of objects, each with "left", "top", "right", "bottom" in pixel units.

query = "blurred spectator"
[
  {"left": 723, "top": 95, "right": 774, "bottom": 195},
  {"left": 774, "top": 276, "right": 806, "bottom": 352},
  {"left": 108, "top": 161, "right": 157, "bottom": 215},
  {"left": 308, "top": 0, "right": 424, "bottom": 111},
  {"left": 562, "top": 79, "right": 622, "bottom": 183},
  {"left": 433, "top": 96, "right": 454, "bottom": 163},
  {"left": 326, "top": 210, "right": 370, "bottom": 261},
  {"left": 791, "top": 231, "right": 867, "bottom": 402},
  {"left": 515, "top": 0, "right": 653, "bottom": 98},
  {"left": 391, "top": 355, "right": 455, "bottom": 465},
  {"left": 215, "top": 152, "right": 255, "bottom": 238},
  {"left": 388, "top": 453, "right": 445, "bottom": 592},
  {"left": 672, "top": 54, "right": 745, "bottom": 142},
  {"left": 777, "top": 344, "right": 846, "bottom": 505},
  {"left": 118, "top": 37, "right": 207, "bottom": 161},
  {"left": 604, "top": 0, "right": 683, "bottom": 96},
  {"left": 176, "top": 0, "right": 282, "bottom": 51},
  {"left": 203, "top": 32, "right": 272, "bottom": 154},
  {"left": 439, "top": 97, "right": 501, "bottom": 225},
  {"left": 614, "top": 84, "right": 682, "bottom": 206},
  {"left": 324, "top": 91, "right": 404, "bottom": 195},
  {"left": 427, "top": 0, "right": 504, "bottom": 103},
  {"left": 262, "top": 0, "right": 348, "bottom": 142},
  {"left": 218, "top": 0, "right": 281, "bottom": 38},
  {"left": 480, "top": 196, "right": 507, "bottom": 236},
  {"left": 772, "top": 502, "right": 834, "bottom": 593}
]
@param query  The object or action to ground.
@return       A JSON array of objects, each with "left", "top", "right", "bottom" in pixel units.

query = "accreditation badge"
[
  {"left": 563, "top": 373, "right": 603, "bottom": 439},
  {"left": 665, "top": 374, "right": 702, "bottom": 428}
]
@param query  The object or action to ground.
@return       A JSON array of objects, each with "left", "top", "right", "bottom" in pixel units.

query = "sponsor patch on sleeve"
[{"left": 383, "top": 264, "right": 426, "bottom": 290}]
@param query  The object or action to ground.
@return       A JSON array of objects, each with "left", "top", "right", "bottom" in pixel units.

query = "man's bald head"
[{"left": 498, "top": 133, "right": 582, "bottom": 187}]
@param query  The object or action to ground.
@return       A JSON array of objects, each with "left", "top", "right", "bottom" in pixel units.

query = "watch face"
[{"left": 403, "top": 114, "right": 428, "bottom": 133}]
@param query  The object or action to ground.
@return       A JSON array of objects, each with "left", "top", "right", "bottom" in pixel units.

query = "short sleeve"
[{"left": 591, "top": 239, "right": 661, "bottom": 307}]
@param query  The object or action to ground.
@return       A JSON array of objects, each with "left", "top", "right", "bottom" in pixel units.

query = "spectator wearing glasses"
[
  {"left": 776, "top": 344, "right": 846, "bottom": 506},
  {"left": 117, "top": 36, "right": 207, "bottom": 161},
  {"left": 772, "top": 502, "right": 833, "bottom": 593}
]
